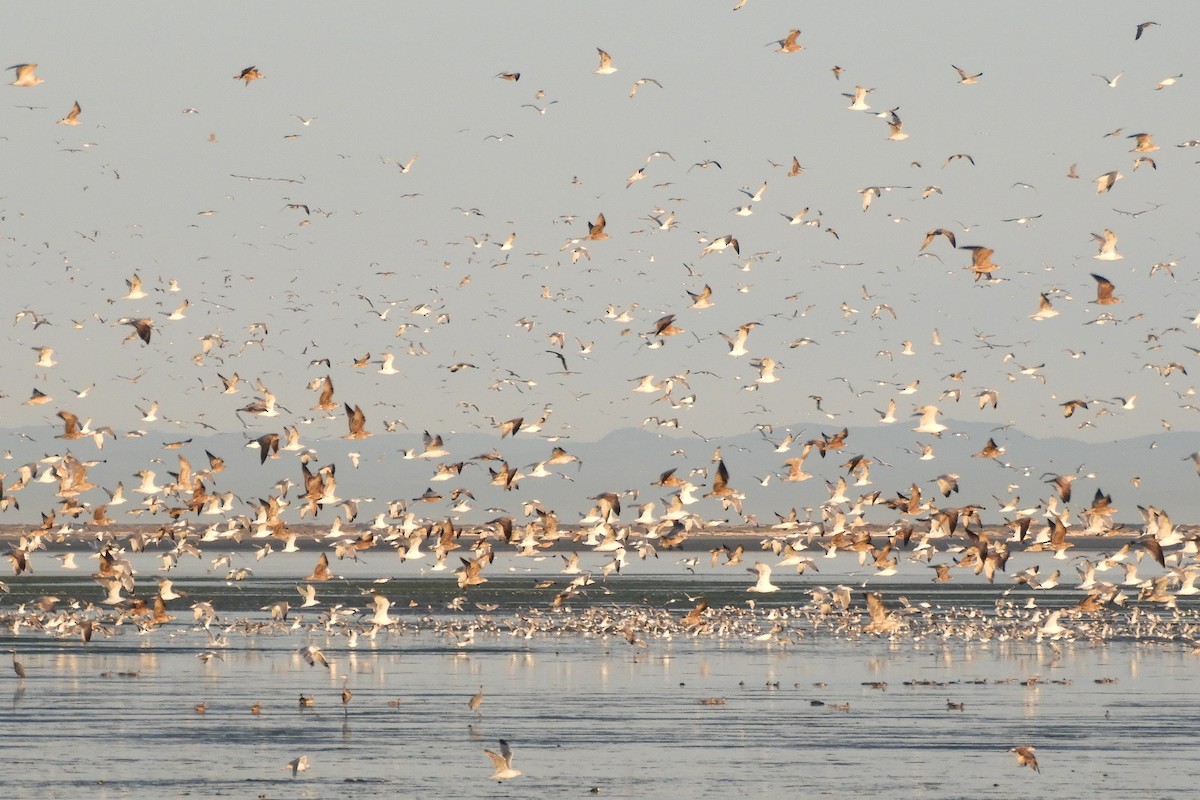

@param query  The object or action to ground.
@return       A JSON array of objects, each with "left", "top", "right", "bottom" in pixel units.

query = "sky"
[{"left": 2, "top": 2, "right": 1199, "bottom": 526}]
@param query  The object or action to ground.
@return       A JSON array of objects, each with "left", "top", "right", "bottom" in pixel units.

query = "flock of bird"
[{"left": 1, "top": 7, "right": 1197, "bottom": 785}]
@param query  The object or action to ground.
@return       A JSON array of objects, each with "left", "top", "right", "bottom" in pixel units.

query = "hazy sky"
[{"left": 2, "top": 3, "right": 1199, "bottom": 525}]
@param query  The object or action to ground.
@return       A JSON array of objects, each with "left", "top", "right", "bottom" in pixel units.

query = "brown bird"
[
  {"left": 960, "top": 245, "right": 999, "bottom": 281},
  {"left": 307, "top": 553, "right": 333, "bottom": 581},
  {"left": 650, "top": 314, "right": 685, "bottom": 338},
  {"left": 586, "top": 212, "right": 609, "bottom": 241},
  {"left": 251, "top": 432, "right": 279, "bottom": 464},
  {"left": 498, "top": 417, "right": 524, "bottom": 438},
  {"left": 1060, "top": 399, "right": 1089, "bottom": 418},
  {"left": 343, "top": 403, "right": 371, "bottom": 439},
  {"left": 773, "top": 29, "right": 804, "bottom": 53},
  {"left": 118, "top": 317, "right": 154, "bottom": 344},
  {"left": 920, "top": 228, "right": 957, "bottom": 250},
  {"left": 1091, "top": 274, "right": 1120, "bottom": 304},
  {"left": 1009, "top": 745, "right": 1039, "bottom": 773},
  {"left": 1045, "top": 473, "right": 1076, "bottom": 502},
  {"left": 973, "top": 438, "right": 1005, "bottom": 459},
  {"left": 311, "top": 376, "right": 336, "bottom": 411},
  {"left": 235, "top": 66, "right": 263, "bottom": 85},
  {"left": 56, "top": 410, "right": 89, "bottom": 440}
]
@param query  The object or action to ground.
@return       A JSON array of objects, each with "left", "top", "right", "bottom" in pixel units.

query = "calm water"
[{"left": 2, "top": 538, "right": 1197, "bottom": 798}]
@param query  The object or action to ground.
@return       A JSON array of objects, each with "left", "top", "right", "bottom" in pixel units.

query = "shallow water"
[{"left": 3, "top": 540, "right": 1198, "bottom": 798}]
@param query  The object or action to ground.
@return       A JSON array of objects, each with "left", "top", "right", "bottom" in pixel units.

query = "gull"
[
  {"left": 382, "top": 154, "right": 418, "bottom": 173},
  {"left": 484, "top": 739, "right": 522, "bottom": 781},
  {"left": 9, "top": 64, "right": 43, "bottom": 87},
  {"left": 1155, "top": 74, "right": 1182, "bottom": 90},
  {"left": 740, "top": 181, "right": 768, "bottom": 202},
  {"left": 296, "top": 584, "right": 319, "bottom": 607},
  {"left": 298, "top": 645, "right": 330, "bottom": 668},
  {"left": 377, "top": 353, "right": 399, "bottom": 374},
  {"left": 1093, "top": 71, "right": 1123, "bottom": 87},
  {"left": 628, "top": 77, "right": 663, "bottom": 97},
  {"left": 648, "top": 210, "right": 676, "bottom": 230},
  {"left": 124, "top": 273, "right": 147, "bottom": 300},
  {"left": 952, "top": 64, "right": 982, "bottom": 84},
  {"left": 1136, "top": 21, "right": 1159, "bottom": 40},
  {"left": 286, "top": 755, "right": 310, "bottom": 777},
  {"left": 495, "top": 72, "right": 520, "bottom": 81},
  {"left": 1002, "top": 214, "right": 1041, "bottom": 225},
  {"left": 721, "top": 321, "right": 759, "bottom": 356},
  {"left": 747, "top": 561, "right": 780, "bottom": 593},
  {"left": 137, "top": 400, "right": 158, "bottom": 422},
  {"left": 845, "top": 85, "right": 872, "bottom": 110},
  {"left": 1029, "top": 294, "right": 1058, "bottom": 320},
  {"left": 235, "top": 66, "right": 263, "bottom": 85},
  {"left": 1091, "top": 274, "right": 1120, "bottom": 304},
  {"left": 1092, "top": 229, "right": 1122, "bottom": 261},
  {"left": 1009, "top": 746, "right": 1039, "bottom": 773},
  {"left": 687, "top": 284, "right": 714, "bottom": 309},
  {"left": 1094, "top": 171, "right": 1122, "bottom": 193},
  {"left": 913, "top": 405, "right": 947, "bottom": 435},
  {"left": 752, "top": 357, "right": 779, "bottom": 384},
  {"left": 238, "top": 388, "right": 279, "bottom": 419},
  {"left": 417, "top": 431, "right": 448, "bottom": 459},
  {"left": 57, "top": 101, "right": 81, "bottom": 126},
  {"left": 700, "top": 235, "right": 739, "bottom": 257},
  {"left": 33, "top": 346, "right": 56, "bottom": 367},
  {"left": 166, "top": 299, "right": 189, "bottom": 319},
  {"left": 594, "top": 48, "right": 617, "bottom": 75}
]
